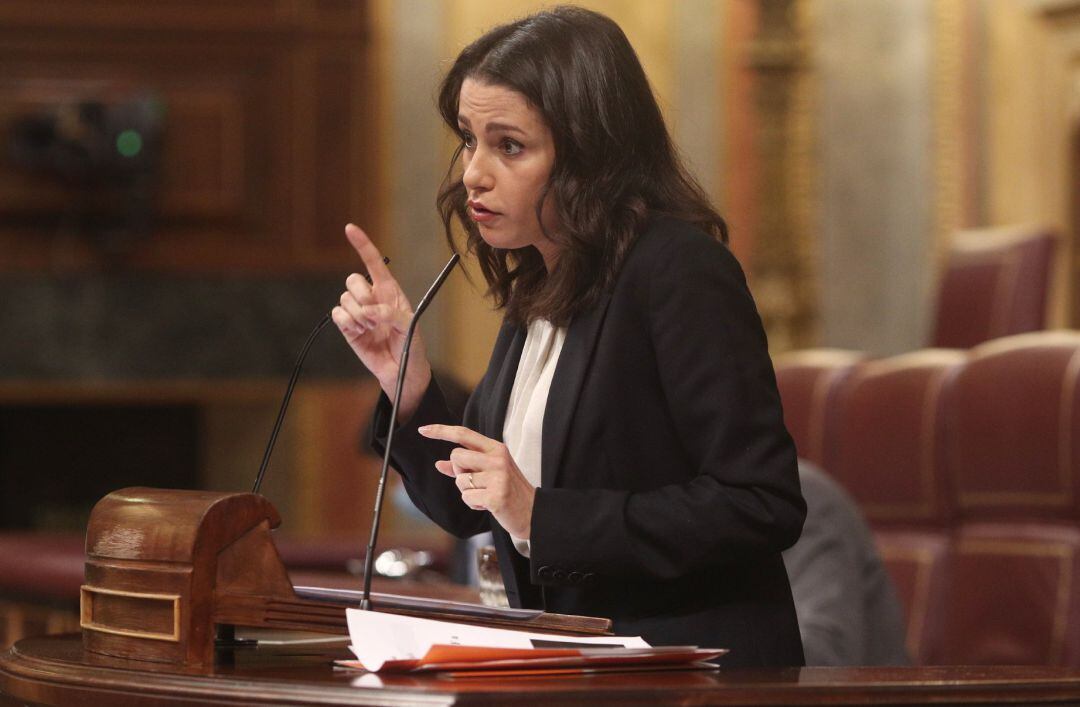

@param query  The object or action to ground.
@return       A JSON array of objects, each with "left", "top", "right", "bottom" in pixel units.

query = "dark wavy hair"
[{"left": 436, "top": 5, "right": 728, "bottom": 326}]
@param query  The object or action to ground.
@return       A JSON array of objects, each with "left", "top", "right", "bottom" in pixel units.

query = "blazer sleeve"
[
  {"left": 371, "top": 378, "right": 490, "bottom": 538},
  {"left": 529, "top": 227, "right": 805, "bottom": 582}
]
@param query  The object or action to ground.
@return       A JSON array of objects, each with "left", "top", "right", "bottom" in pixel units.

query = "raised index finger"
[
  {"left": 417, "top": 424, "right": 498, "bottom": 452},
  {"left": 345, "top": 223, "right": 393, "bottom": 285}
]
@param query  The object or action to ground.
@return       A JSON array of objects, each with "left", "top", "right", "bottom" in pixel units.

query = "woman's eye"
[
  {"left": 462, "top": 132, "right": 477, "bottom": 149},
  {"left": 500, "top": 139, "right": 523, "bottom": 156}
]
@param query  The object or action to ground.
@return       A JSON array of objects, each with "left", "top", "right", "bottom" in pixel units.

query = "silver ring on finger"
[{"left": 465, "top": 472, "right": 476, "bottom": 490}]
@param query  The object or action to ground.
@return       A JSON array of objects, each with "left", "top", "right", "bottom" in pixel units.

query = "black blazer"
[{"left": 374, "top": 216, "right": 806, "bottom": 667}]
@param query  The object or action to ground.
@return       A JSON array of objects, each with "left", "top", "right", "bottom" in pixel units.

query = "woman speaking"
[{"left": 331, "top": 6, "right": 806, "bottom": 667}]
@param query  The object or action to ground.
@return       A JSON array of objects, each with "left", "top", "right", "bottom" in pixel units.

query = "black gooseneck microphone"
[
  {"left": 252, "top": 256, "right": 391, "bottom": 496},
  {"left": 252, "top": 315, "right": 331, "bottom": 495},
  {"left": 248, "top": 253, "right": 459, "bottom": 608},
  {"left": 360, "top": 253, "right": 460, "bottom": 610}
]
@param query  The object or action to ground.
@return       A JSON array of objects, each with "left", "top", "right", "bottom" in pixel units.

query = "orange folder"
[{"left": 337, "top": 644, "right": 726, "bottom": 674}]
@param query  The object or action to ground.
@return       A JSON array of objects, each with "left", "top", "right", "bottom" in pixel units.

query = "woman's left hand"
[{"left": 417, "top": 424, "right": 535, "bottom": 539}]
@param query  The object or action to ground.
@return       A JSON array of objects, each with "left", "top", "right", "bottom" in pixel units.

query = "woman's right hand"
[{"left": 331, "top": 223, "right": 431, "bottom": 423}]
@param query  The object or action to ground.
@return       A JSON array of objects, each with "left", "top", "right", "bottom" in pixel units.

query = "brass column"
[{"left": 747, "top": 0, "right": 818, "bottom": 352}]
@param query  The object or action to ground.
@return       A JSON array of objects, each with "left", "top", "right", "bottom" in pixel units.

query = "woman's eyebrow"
[
  {"left": 456, "top": 115, "right": 525, "bottom": 136},
  {"left": 483, "top": 122, "right": 525, "bottom": 135}
]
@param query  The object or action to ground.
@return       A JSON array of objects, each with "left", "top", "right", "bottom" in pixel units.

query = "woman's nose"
[{"left": 462, "top": 150, "right": 493, "bottom": 192}]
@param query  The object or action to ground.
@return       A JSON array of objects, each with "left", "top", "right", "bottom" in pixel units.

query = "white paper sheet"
[{"left": 346, "top": 609, "right": 649, "bottom": 672}]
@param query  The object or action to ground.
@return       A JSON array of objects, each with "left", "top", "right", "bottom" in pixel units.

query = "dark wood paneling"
[
  {"left": 312, "top": 48, "right": 369, "bottom": 250},
  {"left": 0, "top": 0, "right": 376, "bottom": 272},
  {"left": 0, "top": 1, "right": 367, "bottom": 35}
]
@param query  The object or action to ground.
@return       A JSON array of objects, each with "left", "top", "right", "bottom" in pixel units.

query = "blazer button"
[
  {"left": 568, "top": 571, "right": 583, "bottom": 584},
  {"left": 537, "top": 566, "right": 554, "bottom": 581},
  {"left": 583, "top": 572, "right": 597, "bottom": 586},
  {"left": 552, "top": 568, "right": 567, "bottom": 582}
]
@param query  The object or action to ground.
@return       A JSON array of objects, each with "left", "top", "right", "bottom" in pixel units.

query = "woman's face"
[{"left": 457, "top": 78, "right": 560, "bottom": 267}]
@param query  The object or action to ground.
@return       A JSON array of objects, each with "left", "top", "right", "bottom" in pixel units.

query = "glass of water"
[{"left": 476, "top": 545, "right": 509, "bottom": 607}]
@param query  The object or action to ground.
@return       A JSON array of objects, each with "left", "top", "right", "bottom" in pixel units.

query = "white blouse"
[{"left": 502, "top": 318, "right": 566, "bottom": 557}]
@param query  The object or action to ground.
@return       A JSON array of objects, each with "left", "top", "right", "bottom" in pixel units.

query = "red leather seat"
[
  {"left": 0, "top": 533, "right": 85, "bottom": 602},
  {"left": 933, "top": 332, "right": 1080, "bottom": 665},
  {"left": 934, "top": 524, "right": 1080, "bottom": 665},
  {"left": 828, "top": 350, "right": 964, "bottom": 526},
  {"left": 931, "top": 228, "right": 1057, "bottom": 349},
  {"left": 946, "top": 332, "right": 1080, "bottom": 521},
  {"left": 824, "top": 349, "right": 964, "bottom": 663},
  {"left": 773, "top": 349, "right": 865, "bottom": 469},
  {"left": 779, "top": 332, "right": 1080, "bottom": 665},
  {"left": 874, "top": 531, "right": 950, "bottom": 664}
]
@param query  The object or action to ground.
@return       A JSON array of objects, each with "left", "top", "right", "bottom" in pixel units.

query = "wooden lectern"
[{"left": 79, "top": 487, "right": 610, "bottom": 670}]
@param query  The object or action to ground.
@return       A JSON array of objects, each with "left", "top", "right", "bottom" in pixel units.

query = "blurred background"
[{"left": 0, "top": 0, "right": 1077, "bottom": 657}]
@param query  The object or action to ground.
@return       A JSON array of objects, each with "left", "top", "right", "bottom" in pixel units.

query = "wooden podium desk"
[{"left": 6, "top": 635, "right": 1080, "bottom": 706}]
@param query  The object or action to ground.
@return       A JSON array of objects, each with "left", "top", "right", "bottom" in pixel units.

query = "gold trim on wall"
[
  {"left": 931, "top": 0, "right": 967, "bottom": 274},
  {"left": 747, "top": 0, "right": 819, "bottom": 353},
  {"left": 985, "top": 0, "right": 1077, "bottom": 326},
  {"left": 792, "top": 0, "right": 821, "bottom": 348}
]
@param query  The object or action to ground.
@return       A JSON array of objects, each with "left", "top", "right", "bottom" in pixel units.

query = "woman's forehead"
[{"left": 458, "top": 78, "right": 542, "bottom": 125}]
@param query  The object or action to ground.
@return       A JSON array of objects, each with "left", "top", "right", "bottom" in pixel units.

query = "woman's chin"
[{"left": 476, "top": 226, "right": 521, "bottom": 250}]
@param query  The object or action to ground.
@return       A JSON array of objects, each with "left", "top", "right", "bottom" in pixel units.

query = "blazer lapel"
[
  {"left": 482, "top": 323, "right": 527, "bottom": 441},
  {"left": 541, "top": 293, "right": 613, "bottom": 488}
]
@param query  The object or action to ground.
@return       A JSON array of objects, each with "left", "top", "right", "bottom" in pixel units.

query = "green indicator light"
[{"left": 116, "top": 129, "right": 143, "bottom": 158}]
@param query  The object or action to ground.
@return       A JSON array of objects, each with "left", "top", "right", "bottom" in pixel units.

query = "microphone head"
[{"left": 412, "top": 253, "right": 461, "bottom": 321}]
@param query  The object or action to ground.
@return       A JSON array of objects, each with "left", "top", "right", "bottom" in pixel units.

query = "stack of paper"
[{"left": 339, "top": 609, "right": 725, "bottom": 674}]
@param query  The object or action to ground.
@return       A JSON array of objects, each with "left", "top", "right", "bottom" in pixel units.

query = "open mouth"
[{"left": 468, "top": 202, "right": 500, "bottom": 223}]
